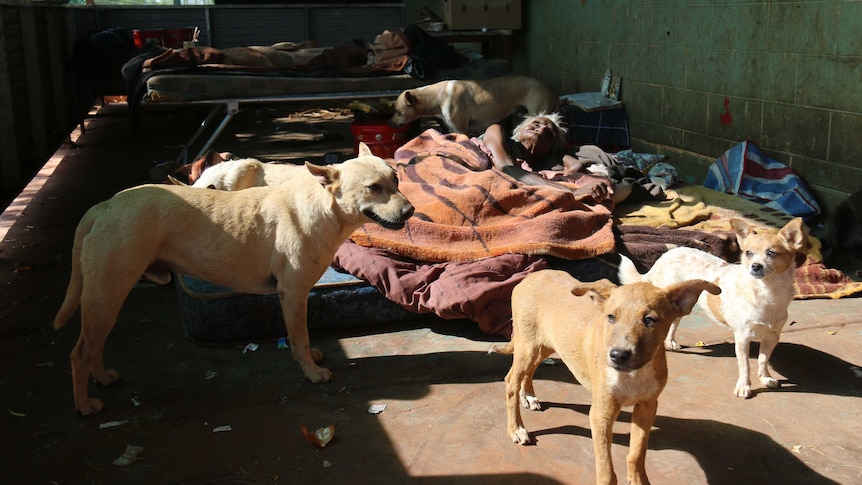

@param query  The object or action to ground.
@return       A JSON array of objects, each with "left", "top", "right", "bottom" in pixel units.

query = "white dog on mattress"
[{"left": 189, "top": 157, "right": 303, "bottom": 191}]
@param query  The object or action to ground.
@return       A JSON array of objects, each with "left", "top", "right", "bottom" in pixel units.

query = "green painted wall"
[{"left": 411, "top": 0, "right": 862, "bottom": 216}]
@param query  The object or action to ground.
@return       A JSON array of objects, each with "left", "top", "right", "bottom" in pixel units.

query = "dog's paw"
[
  {"left": 76, "top": 398, "right": 105, "bottom": 416},
  {"left": 761, "top": 376, "right": 781, "bottom": 389},
  {"left": 664, "top": 340, "right": 682, "bottom": 351},
  {"left": 524, "top": 395, "right": 541, "bottom": 411},
  {"left": 511, "top": 427, "right": 531, "bottom": 445},
  {"left": 304, "top": 365, "right": 333, "bottom": 384},
  {"left": 310, "top": 348, "right": 324, "bottom": 363},
  {"left": 628, "top": 470, "right": 650, "bottom": 485},
  {"left": 94, "top": 369, "right": 121, "bottom": 387},
  {"left": 734, "top": 384, "right": 752, "bottom": 399}
]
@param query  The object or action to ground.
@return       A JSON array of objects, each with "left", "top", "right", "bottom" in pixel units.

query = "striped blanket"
[{"left": 705, "top": 141, "right": 820, "bottom": 220}]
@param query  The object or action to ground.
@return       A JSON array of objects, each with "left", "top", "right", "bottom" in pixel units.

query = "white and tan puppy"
[
  {"left": 191, "top": 157, "right": 303, "bottom": 191},
  {"left": 496, "top": 271, "right": 719, "bottom": 485},
  {"left": 54, "top": 144, "right": 414, "bottom": 415},
  {"left": 618, "top": 217, "right": 807, "bottom": 399},
  {"left": 390, "top": 75, "right": 558, "bottom": 134}
]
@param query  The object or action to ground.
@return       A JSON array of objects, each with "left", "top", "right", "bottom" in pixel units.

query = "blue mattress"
[{"left": 175, "top": 267, "right": 416, "bottom": 344}]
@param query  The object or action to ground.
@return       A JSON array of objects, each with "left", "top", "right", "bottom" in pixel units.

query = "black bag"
[{"left": 402, "top": 24, "right": 463, "bottom": 79}]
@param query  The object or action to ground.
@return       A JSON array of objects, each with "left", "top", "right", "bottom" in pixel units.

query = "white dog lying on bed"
[{"left": 189, "top": 157, "right": 303, "bottom": 191}]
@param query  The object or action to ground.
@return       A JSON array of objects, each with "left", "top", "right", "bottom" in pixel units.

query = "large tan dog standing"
[
  {"left": 389, "top": 75, "right": 558, "bottom": 134},
  {"left": 496, "top": 271, "right": 719, "bottom": 485},
  {"left": 619, "top": 217, "right": 807, "bottom": 399},
  {"left": 54, "top": 144, "right": 414, "bottom": 415}
]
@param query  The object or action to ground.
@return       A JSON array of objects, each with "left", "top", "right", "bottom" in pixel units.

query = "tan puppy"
[
  {"left": 618, "top": 217, "right": 807, "bottom": 399},
  {"left": 54, "top": 144, "right": 414, "bottom": 415},
  {"left": 191, "top": 157, "right": 302, "bottom": 191},
  {"left": 389, "top": 75, "right": 558, "bottom": 134},
  {"left": 496, "top": 271, "right": 719, "bottom": 485}
]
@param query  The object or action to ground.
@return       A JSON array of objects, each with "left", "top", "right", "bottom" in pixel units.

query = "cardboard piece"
[{"left": 560, "top": 92, "right": 623, "bottom": 113}]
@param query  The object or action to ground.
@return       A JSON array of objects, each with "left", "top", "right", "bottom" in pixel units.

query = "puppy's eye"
[
  {"left": 745, "top": 250, "right": 753, "bottom": 258},
  {"left": 643, "top": 316, "right": 657, "bottom": 328},
  {"left": 367, "top": 183, "right": 382, "bottom": 193},
  {"left": 607, "top": 314, "right": 616, "bottom": 324},
  {"left": 766, "top": 249, "right": 777, "bottom": 258}
]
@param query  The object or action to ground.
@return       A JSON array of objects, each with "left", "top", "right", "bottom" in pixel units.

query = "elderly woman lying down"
[{"left": 480, "top": 112, "right": 667, "bottom": 204}]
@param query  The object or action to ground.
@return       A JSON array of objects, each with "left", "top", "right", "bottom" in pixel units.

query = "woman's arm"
[
  {"left": 483, "top": 124, "right": 516, "bottom": 171},
  {"left": 483, "top": 124, "right": 611, "bottom": 202},
  {"left": 561, "top": 154, "right": 588, "bottom": 175},
  {"left": 484, "top": 124, "right": 559, "bottom": 186}
]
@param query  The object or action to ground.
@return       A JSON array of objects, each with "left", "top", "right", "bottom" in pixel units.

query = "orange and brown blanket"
[{"left": 349, "top": 129, "right": 616, "bottom": 262}]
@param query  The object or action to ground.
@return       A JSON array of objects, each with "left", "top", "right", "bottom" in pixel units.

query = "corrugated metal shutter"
[
  {"left": 209, "top": 8, "right": 307, "bottom": 47},
  {"left": 97, "top": 8, "right": 209, "bottom": 45},
  {"left": 93, "top": 5, "right": 405, "bottom": 49},
  {"left": 309, "top": 7, "right": 404, "bottom": 46}
]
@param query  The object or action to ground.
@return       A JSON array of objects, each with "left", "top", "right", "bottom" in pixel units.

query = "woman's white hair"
[{"left": 511, "top": 112, "right": 568, "bottom": 153}]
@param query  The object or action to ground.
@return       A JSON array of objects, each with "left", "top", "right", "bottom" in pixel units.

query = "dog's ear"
[
  {"left": 779, "top": 217, "right": 807, "bottom": 252},
  {"left": 570, "top": 279, "right": 616, "bottom": 296},
  {"left": 189, "top": 149, "right": 229, "bottom": 183},
  {"left": 305, "top": 162, "right": 340, "bottom": 191},
  {"left": 358, "top": 142, "right": 374, "bottom": 158},
  {"left": 729, "top": 218, "right": 753, "bottom": 243},
  {"left": 666, "top": 280, "right": 721, "bottom": 316},
  {"left": 405, "top": 91, "right": 418, "bottom": 107},
  {"left": 571, "top": 279, "right": 616, "bottom": 308},
  {"left": 581, "top": 289, "right": 607, "bottom": 309},
  {"left": 166, "top": 175, "right": 188, "bottom": 186}
]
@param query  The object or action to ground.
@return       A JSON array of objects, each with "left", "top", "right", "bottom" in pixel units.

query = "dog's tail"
[
  {"left": 53, "top": 207, "right": 99, "bottom": 330},
  {"left": 617, "top": 253, "right": 646, "bottom": 285},
  {"left": 488, "top": 341, "right": 515, "bottom": 355}
]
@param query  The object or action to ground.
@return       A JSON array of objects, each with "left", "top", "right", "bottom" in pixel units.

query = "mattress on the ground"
[
  {"left": 175, "top": 267, "right": 419, "bottom": 344},
  {"left": 144, "top": 59, "right": 511, "bottom": 103}
]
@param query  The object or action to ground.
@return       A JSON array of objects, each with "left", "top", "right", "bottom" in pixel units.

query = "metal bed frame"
[{"left": 146, "top": 89, "right": 404, "bottom": 181}]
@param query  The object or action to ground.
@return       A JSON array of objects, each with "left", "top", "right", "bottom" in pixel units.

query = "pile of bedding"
[
  {"left": 334, "top": 130, "right": 862, "bottom": 338},
  {"left": 335, "top": 129, "right": 618, "bottom": 336}
]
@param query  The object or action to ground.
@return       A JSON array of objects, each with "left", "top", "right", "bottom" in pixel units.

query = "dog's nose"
[
  {"left": 750, "top": 263, "right": 764, "bottom": 275},
  {"left": 609, "top": 348, "right": 632, "bottom": 366},
  {"left": 402, "top": 204, "right": 415, "bottom": 219}
]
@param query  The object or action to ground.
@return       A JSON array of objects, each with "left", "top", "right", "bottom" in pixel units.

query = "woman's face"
[{"left": 516, "top": 117, "right": 558, "bottom": 159}]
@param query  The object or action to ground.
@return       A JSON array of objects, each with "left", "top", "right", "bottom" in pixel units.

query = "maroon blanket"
[{"left": 334, "top": 242, "right": 549, "bottom": 337}]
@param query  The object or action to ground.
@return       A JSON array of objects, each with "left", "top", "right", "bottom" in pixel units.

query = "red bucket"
[
  {"left": 133, "top": 29, "right": 163, "bottom": 50},
  {"left": 350, "top": 120, "right": 411, "bottom": 159}
]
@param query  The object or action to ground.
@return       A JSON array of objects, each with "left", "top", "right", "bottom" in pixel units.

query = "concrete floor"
[{"left": 1, "top": 103, "right": 861, "bottom": 484}]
